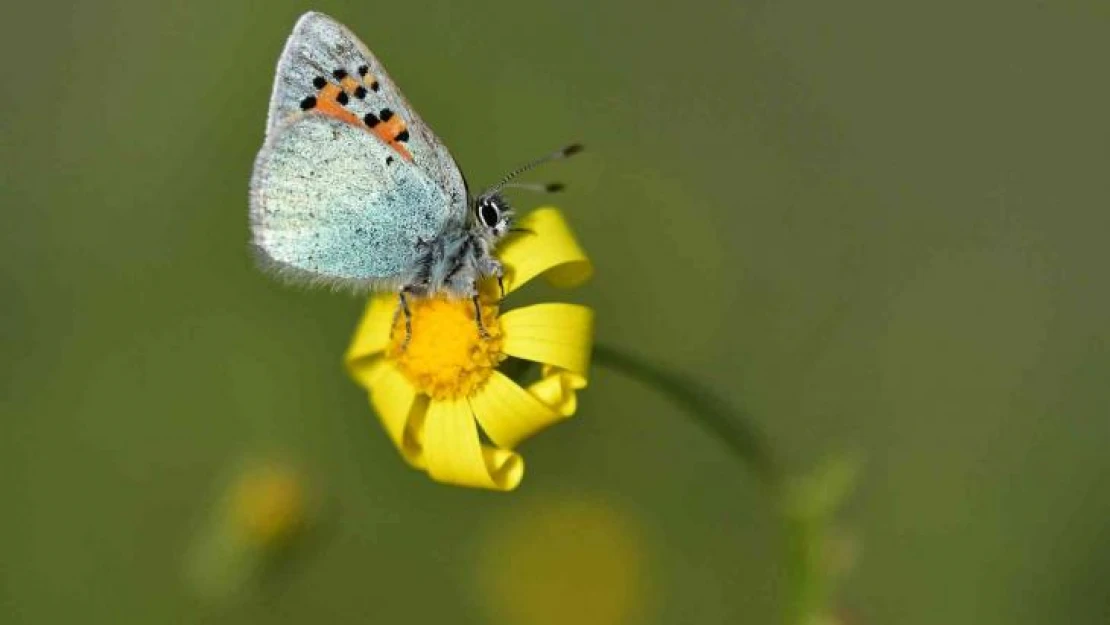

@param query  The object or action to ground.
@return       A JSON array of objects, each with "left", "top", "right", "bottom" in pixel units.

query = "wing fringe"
[{"left": 250, "top": 243, "right": 407, "bottom": 295}]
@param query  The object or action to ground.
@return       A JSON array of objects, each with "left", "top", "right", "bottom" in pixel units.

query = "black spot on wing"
[{"left": 299, "top": 96, "right": 317, "bottom": 110}]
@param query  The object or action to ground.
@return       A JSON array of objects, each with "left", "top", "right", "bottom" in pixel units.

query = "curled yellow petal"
[
  {"left": 365, "top": 362, "right": 427, "bottom": 469},
  {"left": 423, "top": 398, "right": 524, "bottom": 491},
  {"left": 498, "top": 208, "right": 593, "bottom": 294},
  {"left": 469, "top": 371, "right": 562, "bottom": 449},
  {"left": 528, "top": 366, "right": 587, "bottom": 418},
  {"left": 344, "top": 295, "right": 398, "bottom": 385},
  {"left": 501, "top": 303, "right": 594, "bottom": 374}
]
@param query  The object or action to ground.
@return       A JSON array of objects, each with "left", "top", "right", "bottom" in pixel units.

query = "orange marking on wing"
[
  {"left": 374, "top": 115, "right": 412, "bottom": 161},
  {"left": 339, "top": 77, "right": 361, "bottom": 92},
  {"left": 313, "top": 84, "right": 362, "bottom": 126},
  {"left": 389, "top": 140, "right": 413, "bottom": 162},
  {"left": 306, "top": 82, "right": 413, "bottom": 161},
  {"left": 372, "top": 129, "right": 413, "bottom": 161},
  {"left": 379, "top": 115, "right": 406, "bottom": 138}
]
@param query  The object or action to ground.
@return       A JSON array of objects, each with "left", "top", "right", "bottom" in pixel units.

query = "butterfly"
[{"left": 249, "top": 12, "right": 580, "bottom": 339}]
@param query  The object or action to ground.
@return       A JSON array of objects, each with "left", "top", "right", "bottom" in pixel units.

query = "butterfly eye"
[{"left": 479, "top": 201, "right": 500, "bottom": 228}]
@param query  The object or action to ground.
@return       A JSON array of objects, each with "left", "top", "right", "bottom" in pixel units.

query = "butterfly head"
[
  {"left": 467, "top": 144, "right": 584, "bottom": 245},
  {"left": 471, "top": 193, "right": 514, "bottom": 242}
]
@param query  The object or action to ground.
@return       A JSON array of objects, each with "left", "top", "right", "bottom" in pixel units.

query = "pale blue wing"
[
  {"left": 265, "top": 11, "right": 467, "bottom": 217},
  {"left": 250, "top": 114, "right": 450, "bottom": 289}
]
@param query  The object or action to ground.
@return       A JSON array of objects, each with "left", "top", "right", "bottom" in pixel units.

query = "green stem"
[
  {"left": 593, "top": 343, "right": 832, "bottom": 625},
  {"left": 591, "top": 343, "right": 781, "bottom": 492}
]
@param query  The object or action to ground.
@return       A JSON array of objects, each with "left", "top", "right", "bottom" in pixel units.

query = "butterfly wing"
[
  {"left": 250, "top": 114, "right": 447, "bottom": 289},
  {"left": 264, "top": 11, "right": 467, "bottom": 212},
  {"left": 251, "top": 12, "right": 471, "bottom": 289}
]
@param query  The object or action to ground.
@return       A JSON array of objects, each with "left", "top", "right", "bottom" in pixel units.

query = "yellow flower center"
[{"left": 388, "top": 294, "right": 505, "bottom": 400}]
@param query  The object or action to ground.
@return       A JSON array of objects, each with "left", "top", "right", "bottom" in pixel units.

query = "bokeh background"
[{"left": 3, "top": 1, "right": 1108, "bottom": 623}]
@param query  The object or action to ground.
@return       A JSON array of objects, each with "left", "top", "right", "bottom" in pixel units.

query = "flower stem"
[
  {"left": 591, "top": 343, "right": 781, "bottom": 490},
  {"left": 592, "top": 343, "right": 851, "bottom": 625}
]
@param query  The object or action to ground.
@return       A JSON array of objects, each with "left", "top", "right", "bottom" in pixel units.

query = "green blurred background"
[{"left": 3, "top": 1, "right": 1109, "bottom": 623}]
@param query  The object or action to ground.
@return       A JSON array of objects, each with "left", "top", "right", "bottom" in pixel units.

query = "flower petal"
[
  {"left": 497, "top": 208, "right": 593, "bottom": 294},
  {"left": 500, "top": 303, "right": 594, "bottom": 374},
  {"left": 527, "top": 366, "right": 587, "bottom": 418},
  {"left": 424, "top": 398, "right": 524, "bottom": 491},
  {"left": 365, "top": 362, "right": 427, "bottom": 469},
  {"left": 345, "top": 295, "right": 398, "bottom": 384},
  {"left": 469, "top": 371, "right": 563, "bottom": 449}
]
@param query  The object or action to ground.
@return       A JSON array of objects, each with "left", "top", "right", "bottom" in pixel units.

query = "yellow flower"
[
  {"left": 473, "top": 496, "right": 651, "bottom": 625},
  {"left": 228, "top": 461, "right": 306, "bottom": 547},
  {"left": 345, "top": 208, "right": 594, "bottom": 491},
  {"left": 184, "top": 457, "right": 310, "bottom": 599}
]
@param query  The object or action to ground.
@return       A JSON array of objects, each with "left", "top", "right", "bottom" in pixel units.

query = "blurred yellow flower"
[
  {"left": 346, "top": 208, "right": 593, "bottom": 491},
  {"left": 474, "top": 497, "right": 651, "bottom": 625},
  {"left": 184, "top": 457, "right": 310, "bottom": 599},
  {"left": 228, "top": 461, "right": 306, "bottom": 547}
]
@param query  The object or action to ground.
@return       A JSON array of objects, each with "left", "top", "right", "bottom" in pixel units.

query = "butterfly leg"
[
  {"left": 472, "top": 295, "right": 491, "bottom": 340},
  {"left": 394, "top": 290, "right": 414, "bottom": 349},
  {"left": 482, "top": 258, "right": 505, "bottom": 300}
]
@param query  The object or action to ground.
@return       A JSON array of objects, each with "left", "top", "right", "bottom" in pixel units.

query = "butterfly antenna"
[
  {"left": 485, "top": 144, "right": 583, "bottom": 195},
  {"left": 500, "top": 182, "right": 566, "bottom": 193}
]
